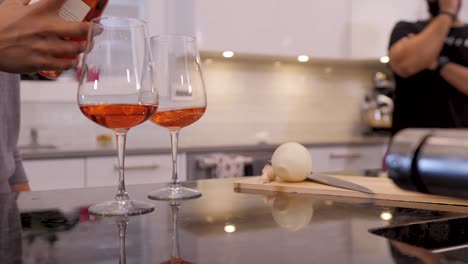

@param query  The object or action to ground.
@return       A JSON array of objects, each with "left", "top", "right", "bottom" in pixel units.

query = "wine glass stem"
[
  {"left": 170, "top": 130, "right": 181, "bottom": 187},
  {"left": 115, "top": 131, "right": 129, "bottom": 201},
  {"left": 171, "top": 202, "right": 180, "bottom": 258},
  {"left": 118, "top": 219, "right": 128, "bottom": 264}
]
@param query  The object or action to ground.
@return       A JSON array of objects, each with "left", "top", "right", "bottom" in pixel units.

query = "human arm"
[
  {"left": 0, "top": 0, "right": 89, "bottom": 74},
  {"left": 8, "top": 149, "right": 30, "bottom": 192},
  {"left": 438, "top": 62, "right": 468, "bottom": 96},
  {"left": 388, "top": 0, "right": 459, "bottom": 78}
]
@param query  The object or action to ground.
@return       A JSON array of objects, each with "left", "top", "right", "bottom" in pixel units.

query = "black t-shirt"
[{"left": 389, "top": 21, "right": 468, "bottom": 135}]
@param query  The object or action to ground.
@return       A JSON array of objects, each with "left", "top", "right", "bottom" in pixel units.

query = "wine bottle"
[{"left": 30, "top": 0, "right": 109, "bottom": 79}]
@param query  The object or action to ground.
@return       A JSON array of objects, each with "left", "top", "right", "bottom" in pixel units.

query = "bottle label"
[{"left": 29, "top": 0, "right": 91, "bottom": 22}]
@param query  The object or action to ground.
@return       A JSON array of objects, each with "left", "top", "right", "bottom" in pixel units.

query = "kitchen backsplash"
[{"left": 19, "top": 58, "right": 388, "bottom": 149}]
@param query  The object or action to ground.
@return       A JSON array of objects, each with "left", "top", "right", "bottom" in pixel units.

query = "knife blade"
[{"left": 307, "top": 173, "right": 375, "bottom": 195}]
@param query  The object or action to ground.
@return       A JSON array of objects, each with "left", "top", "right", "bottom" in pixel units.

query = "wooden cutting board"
[{"left": 234, "top": 175, "right": 468, "bottom": 207}]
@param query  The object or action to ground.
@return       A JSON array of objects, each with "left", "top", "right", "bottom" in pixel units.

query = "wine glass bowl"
[
  {"left": 78, "top": 17, "right": 158, "bottom": 216},
  {"left": 148, "top": 35, "right": 207, "bottom": 200},
  {"left": 80, "top": 104, "right": 157, "bottom": 131}
]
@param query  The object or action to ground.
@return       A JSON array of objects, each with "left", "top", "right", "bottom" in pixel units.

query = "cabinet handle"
[
  {"left": 114, "top": 164, "right": 160, "bottom": 171},
  {"left": 329, "top": 153, "right": 362, "bottom": 159}
]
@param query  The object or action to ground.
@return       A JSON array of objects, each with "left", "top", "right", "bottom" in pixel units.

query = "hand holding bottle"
[{"left": 0, "top": 0, "right": 89, "bottom": 74}]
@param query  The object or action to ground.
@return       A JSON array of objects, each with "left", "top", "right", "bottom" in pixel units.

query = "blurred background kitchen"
[{"left": 20, "top": 0, "right": 463, "bottom": 191}]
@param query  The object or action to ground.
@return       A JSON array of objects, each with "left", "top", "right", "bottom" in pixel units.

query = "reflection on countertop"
[
  {"left": 19, "top": 135, "right": 390, "bottom": 160},
  {"left": 8, "top": 177, "right": 468, "bottom": 263}
]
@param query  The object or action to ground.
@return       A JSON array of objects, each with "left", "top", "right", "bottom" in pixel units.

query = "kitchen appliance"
[
  {"left": 362, "top": 72, "right": 395, "bottom": 135},
  {"left": 370, "top": 215, "right": 468, "bottom": 261},
  {"left": 187, "top": 151, "right": 272, "bottom": 180},
  {"left": 386, "top": 128, "right": 468, "bottom": 199}
]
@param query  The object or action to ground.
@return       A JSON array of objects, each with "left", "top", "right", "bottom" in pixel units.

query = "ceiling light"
[
  {"left": 297, "top": 55, "right": 309, "bottom": 62},
  {"left": 222, "top": 51, "right": 234, "bottom": 58},
  {"left": 380, "top": 211, "right": 393, "bottom": 221},
  {"left": 380, "top": 56, "right": 390, "bottom": 64},
  {"left": 224, "top": 224, "right": 236, "bottom": 233}
]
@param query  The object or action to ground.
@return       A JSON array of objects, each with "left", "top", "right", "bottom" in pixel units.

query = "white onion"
[
  {"left": 271, "top": 142, "right": 313, "bottom": 182},
  {"left": 271, "top": 196, "right": 314, "bottom": 231}
]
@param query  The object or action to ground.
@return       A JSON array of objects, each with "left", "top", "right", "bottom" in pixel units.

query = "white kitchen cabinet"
[
  {"left": 145, "top": 0, "right": 196, "bottom": 38},
  {"left": 194, "top": 0, "right": 433, "bottom": 59},
  {"left": 195, "top": 0, "right": 350, "bottom": 58},
  {"left": 350, "top": 0, "right": 427, "bottom": 59},
  {"left": 23, "top": 159, "right": 86, "bottom": 191},
  {"left": 309, "top": 144, "right": 387, "bottom": 172},
  {"left": 103, "top": 0, "right": 146, "bottom": 19},
  {"left": 23, "top": 153, "right": 187, "bottom": 191},
  {"left": 86, "top": 154, "right": 187, "bottom": 187}
]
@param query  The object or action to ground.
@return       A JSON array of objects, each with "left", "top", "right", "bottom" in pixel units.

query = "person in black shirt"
[{"left": 389, "top": 0, "right": 468, "bottom": 135}]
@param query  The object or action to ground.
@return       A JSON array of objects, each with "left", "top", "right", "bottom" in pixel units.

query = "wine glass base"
[
  {"left": 148, "top": 186, "right": 202, "bottom": 201},
  {"left": 89, "top": 200, "right": 155, "bottom": 217}
]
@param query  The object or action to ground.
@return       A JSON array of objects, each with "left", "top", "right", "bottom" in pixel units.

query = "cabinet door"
[
  {"left": 23, "top": 159, "right": 86, "bottom": 191},
  {"left": 309, "top": 144, "right": 387, "bottom": 172},
  {"left": 309, "top": 147, "right": 334, "bottom": 172},
  {"left": 326, "top": 145, "right": 386, "bottom": 171},
  {"left": 350, "top": 0, "right": 426, "bottom": 59},
  {"left": 103, "top": 0, "right": 145, "bottom": 19},
  {"left": 195, "top": 0, "right": 349, "bottom": 58},
  {"left": 144, "top": 0, "right": 196, "bottom": 38},
  {"left": 86, "top": 154, "right": 187, "bottom": 187}
]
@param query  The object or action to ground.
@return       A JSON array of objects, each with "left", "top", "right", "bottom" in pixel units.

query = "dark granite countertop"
[{"left": 2, "top": 173, "right": 468, "bottom": 263}]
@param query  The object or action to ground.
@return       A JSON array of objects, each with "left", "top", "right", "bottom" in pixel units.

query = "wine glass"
[
  {"left": 78, "top": 17, "right": 158, "bottom": 216},
  {"left": 148, "top": 35, "right": 207, "bottom": 200}
]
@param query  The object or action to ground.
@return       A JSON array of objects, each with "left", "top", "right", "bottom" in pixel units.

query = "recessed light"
[
  {"left": 222, "top": 51, "right": 234, "bottom": 58},
  {"left": 380, "top": 211, "right": 393, "bottom": 221},
  {"left": 380, "top": 56, "right": 390, "bottom": 64},
  {"left": 297, "top": 55, "right": 309, "bottom": 62},
  {"left": 224, "top": 224, "right": 236, "bottom": 233}
]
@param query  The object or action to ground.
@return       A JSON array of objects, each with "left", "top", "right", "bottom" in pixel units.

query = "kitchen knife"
[{"left": 308, "top": 173, "right": 375, "bottom": 195}]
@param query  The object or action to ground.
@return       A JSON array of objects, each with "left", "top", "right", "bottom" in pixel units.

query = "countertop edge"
[{"left": 20, "top": 137, "right": 390, "bottom": 160}]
